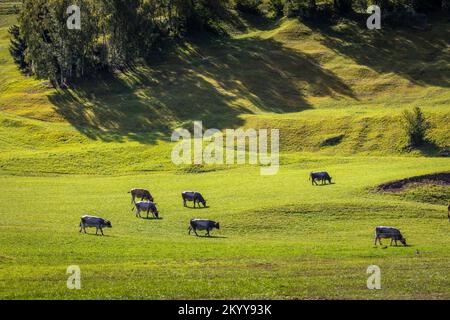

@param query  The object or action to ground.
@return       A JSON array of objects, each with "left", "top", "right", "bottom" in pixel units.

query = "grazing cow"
[
  {"left": 188, "top": 219, "right": 220, "bottom": 237},
  {"left": 182, "top": 191, "right": 207, "bottom": 208},
  {"left": 79, "top": 215, "right": 112, "bottom": 236},
  {"left": 128, "top": 188, "right": 154, "bottom": 204},
  {"left": 374, "top": 226, "right": 407, "bottom": 246},
  {"left": 132, "top": 201, "right": 159, "bottom": 219},
  {"left": 310, "top": 172, "right": 332, "bottom": 185}
]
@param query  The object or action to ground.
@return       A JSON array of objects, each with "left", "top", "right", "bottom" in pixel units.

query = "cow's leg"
[
  {"left": 100, "top": 227, "right": 104, "bottom": 236},
  {"left": 194, "top": 229, "right": 199, "bottom": 237},
  {"left": 183, "top": 199, "right": 187, "bottom": 207},
  {"left": 96, "top": 227, "right": 99, "bottom": 235},
  {"left": 206, "top": 229, "right": 211, "bottom": 237},
  {"left": 374, "top": 237, "right": 378, "bottom": 245},
  {"left": 188, "top": 227, "right": 192, "bottom": 235}
]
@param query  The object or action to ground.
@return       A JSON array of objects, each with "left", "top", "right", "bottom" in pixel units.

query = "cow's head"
[
  {"left": 215, "top": 222, "right": 220, "bottom": 230},
  {"left": 152, "top": 204, "right": 159, "bottom": 219},
  {"left": 105, "top": 220, "right": 112, "bottom": 228},
  {"left": 400, "top": 238, "right": 407, "bottom": 246},
  {"left": 198, "top": 194, "right": 207, "bottom": 207}
]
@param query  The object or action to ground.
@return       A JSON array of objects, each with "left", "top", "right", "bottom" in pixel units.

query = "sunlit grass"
[
  {"left": 0, "top": 158, "right": 449, "bottom": 299},
  {"left": 0, "top": 10, "right": 449, "bottom": 300}
]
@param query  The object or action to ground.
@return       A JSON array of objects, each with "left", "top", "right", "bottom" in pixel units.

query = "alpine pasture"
[{"left": 0, "top": 3, "right": 449, "bottom": 299}]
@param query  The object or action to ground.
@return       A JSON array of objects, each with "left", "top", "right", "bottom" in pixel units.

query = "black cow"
[
  {"left": 79, "top": 216, "right": 112, "bottom": 236},
  {"left": 182, "top": 191, "right": 207, "bottom": 208},
  {"left": 310, "top": 172, "right": 332, "bottom": 185},
  {"left": 374, "top": 226, "right": 407, "bottom": 246},
  {"left": 188, "top": 219, "right": 220, "bottom": 237}
]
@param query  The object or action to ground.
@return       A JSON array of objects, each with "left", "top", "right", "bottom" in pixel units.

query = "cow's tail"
[{"left": 131, "top": 206, "right": 135, "bottom": 211}]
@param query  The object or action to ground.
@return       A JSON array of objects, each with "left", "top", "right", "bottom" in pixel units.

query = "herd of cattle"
[
  {"left": 79, "top": 189, "right": 218, "bottom": 237},
  {"left": 78, "top": 171, "right": 422, "bottom": 246}
]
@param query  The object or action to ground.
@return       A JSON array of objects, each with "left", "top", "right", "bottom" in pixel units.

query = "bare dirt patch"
[{"left": 376, "top": 172, "right": 450, "bottom": 192}]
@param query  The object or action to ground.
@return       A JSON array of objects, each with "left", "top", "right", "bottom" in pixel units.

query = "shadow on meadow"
[
  {"left": 303, "top": 14, "right": 450, "bottom": 88},
  {"left": 48, "top": 36, "right": 355, "bottom": 143}
]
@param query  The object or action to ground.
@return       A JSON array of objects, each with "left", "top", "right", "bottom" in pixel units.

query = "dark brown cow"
[{"left": 128, "top": 188, "right": 154, "bottom": 204}]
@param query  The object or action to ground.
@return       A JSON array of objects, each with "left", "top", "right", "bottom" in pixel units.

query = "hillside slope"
[{"left": 0, "top": 12, "right": 449, "bottom": 175}]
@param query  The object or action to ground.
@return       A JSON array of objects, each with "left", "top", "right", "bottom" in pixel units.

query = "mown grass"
[{"left": 0, "top": 11, "right": 449, "bottom": 299}]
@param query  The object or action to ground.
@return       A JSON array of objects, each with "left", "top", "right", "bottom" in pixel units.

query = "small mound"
[
  {"left": 377, "top": 172, "right": 450, "bottom": 192},
  {"left": 175, "top": 164, "right": 225, "bottom": 175}
]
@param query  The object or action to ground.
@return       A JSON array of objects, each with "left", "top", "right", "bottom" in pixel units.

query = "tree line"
[
  {"left": 10, "top": 0, "right": 231, "bottom": 87},
  {"left": 266, "top": 0, "right": 449, "bottom": 17},
  {"left": 9, "top": 0, "right": 450, "bottom": 87}
]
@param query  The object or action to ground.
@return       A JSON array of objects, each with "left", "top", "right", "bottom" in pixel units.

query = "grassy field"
[
  {"left": 0, "top": 8, "right": 449, "bottom": 300},
  {"left": 1, "top": 158, "right": 449, "bottom": 299}
]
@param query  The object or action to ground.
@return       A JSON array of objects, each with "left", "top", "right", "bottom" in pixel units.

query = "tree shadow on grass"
[
  {"left": 49, "top": 36, "right": 355, "bottom": 143},
  {"left": 302, "top": 14, "right": 450, "bottom": 88},
  {"left": 407, "top": 140, "right": 444, "bottom": 157}
]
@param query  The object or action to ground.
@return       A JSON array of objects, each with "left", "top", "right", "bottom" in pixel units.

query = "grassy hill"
[
  {"left": 0, "top": 9, "right": 449, "bottom": 300},
  {"left": 1, "top": 12, "right": 449, "bottom": 171}
]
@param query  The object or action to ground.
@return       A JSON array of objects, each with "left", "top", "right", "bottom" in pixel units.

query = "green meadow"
[{"left": 0, "top": 5, "right": 449, "bottom": 299}]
